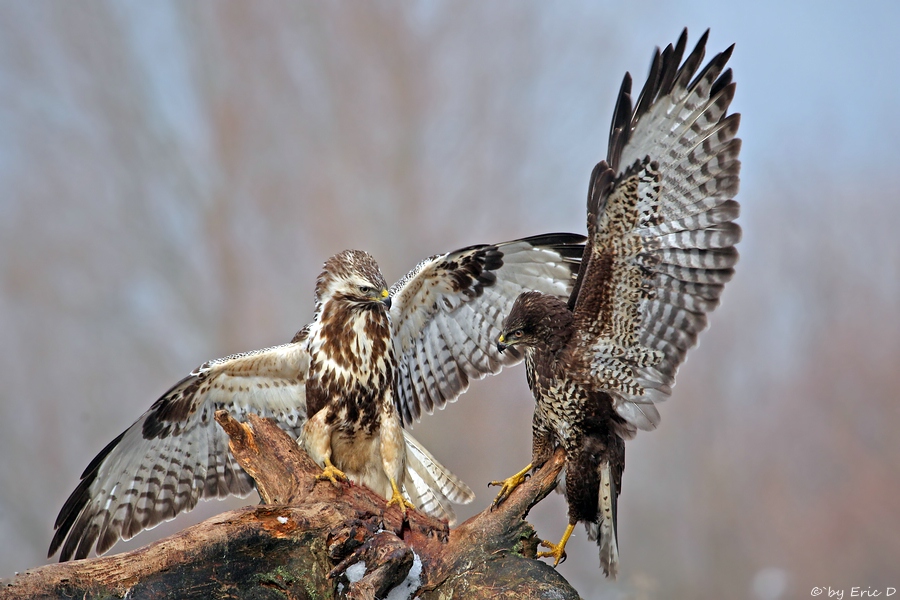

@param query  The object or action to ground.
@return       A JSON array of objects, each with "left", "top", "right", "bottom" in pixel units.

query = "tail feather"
[
  {"left": 404, "top": 465, "right": 456, "bottom": 524},
  {"left": 403, "top": 430, "right": 475, "bottom": 525},
  {"left": 587, "top": 461, "right": 620, "bottom": 578}
]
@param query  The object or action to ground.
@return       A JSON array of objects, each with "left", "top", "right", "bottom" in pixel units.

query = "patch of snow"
[
  {"left": 386, "top": 551, "right": 422, "bottom": 600},
  {"left": 345, "top": 561, "right": 367, "bottom": 584}
]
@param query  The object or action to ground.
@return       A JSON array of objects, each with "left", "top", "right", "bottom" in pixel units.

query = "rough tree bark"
[{"left": 2, "top": 412, "right": 579, "bottom": 600}]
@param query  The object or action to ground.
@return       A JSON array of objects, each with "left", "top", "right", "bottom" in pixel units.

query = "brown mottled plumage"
[
  {"left": 302, "top": 249, "right": 411, "bottom": 509},
  {"left": 50, "top": 234, "right": 583, "bottom": 561},
  {"left": 494, "top": 29, "right": 742, "bottom": 577}
]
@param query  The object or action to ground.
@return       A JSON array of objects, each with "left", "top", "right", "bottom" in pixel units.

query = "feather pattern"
[
  {"left": 390, "top": 233, "right": 584, "bottom": 425},
  {"left": 51, "top": 235, "right": 585, "bottom": 560},
  {"left": 49, "top": 341, "right": 311, "bottom": 561},
  {"left": 403, "top": 430, "right": 475, "bottom": 524},
  {"left": 574, "top": 28, "right": 742, "bottom": 433},
  {"left": 496, "top": 29, "right": 741, "bottom": 577}
]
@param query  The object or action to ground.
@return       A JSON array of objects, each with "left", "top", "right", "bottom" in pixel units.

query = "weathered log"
[{"left": 2, "top": 412, "right": 579, "bottom": 599}]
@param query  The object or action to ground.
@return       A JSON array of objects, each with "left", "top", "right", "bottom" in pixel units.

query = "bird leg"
[
  {"left": 377, "top": 403, "right": 414, "bottom": 514},
  {"left": 304, "top": 409, "right": 347, "bottom": 486},
  {"left": 316, "top": 456, "right": 348, "bottom": 486},
  {"left": 488, "top": 463, "right": 533, "bottom": 508},
  {"left": 538, "top": 522, "right": 575, "bottom": 566},
  {"left": 386, "top": 477, "right": 415, "bottom": 514}
]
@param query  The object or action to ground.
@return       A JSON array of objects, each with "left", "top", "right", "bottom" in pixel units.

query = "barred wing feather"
[
  {"left": 49, "top": 341, "right": 310, "bottom": 561},
  {"left": 402, "top": 430, "right": 475, "bottom": 525},
  {"left": 572, "top": 29, "right": 741, "bottom": 436},
  {"left": 390, "top": 233, "right": 584, "bottom": 426}
]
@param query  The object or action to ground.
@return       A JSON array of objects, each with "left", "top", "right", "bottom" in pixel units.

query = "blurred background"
[{"left": 1, "top": 1, "right": 898, "bottom": 598}]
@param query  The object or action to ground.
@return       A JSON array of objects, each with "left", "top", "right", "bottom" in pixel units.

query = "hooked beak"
[
  {"left": 497, "top": 334, "right": 508, "bottom": 353},
  {"left": 380, "top": 289, "right": 392, "bottom": 309}
]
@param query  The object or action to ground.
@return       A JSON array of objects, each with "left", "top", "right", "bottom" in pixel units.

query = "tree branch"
[{"left": 2, "top": 413, "right": 578, "bottom": 599}]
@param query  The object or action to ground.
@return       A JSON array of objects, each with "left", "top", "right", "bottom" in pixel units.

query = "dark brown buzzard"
[
  {"left": 494, "top": 29, "right": 741, "bottom": 578},
  {"left": 50, "top": 233, "right": 583, "bottom": 561}
]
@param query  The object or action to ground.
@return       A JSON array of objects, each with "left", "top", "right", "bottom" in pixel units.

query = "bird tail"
[
  {"left": 402, "top": 430, "right": 475, "bottom": 525},
  {"left": 587, "top": 460, "right": 619, "bottom": 578}
]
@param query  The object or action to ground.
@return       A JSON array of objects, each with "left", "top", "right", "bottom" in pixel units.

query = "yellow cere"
[{"left": 381, "top": 289, "right": 389, "bottom": 298}]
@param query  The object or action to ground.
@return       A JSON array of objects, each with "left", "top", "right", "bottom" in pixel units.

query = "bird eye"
[
  {"left": 513, "top": 329, "right": 524, "bottom": 338},
  {"left": 358, "top": 285, "right": 373, "bottom": 294}
]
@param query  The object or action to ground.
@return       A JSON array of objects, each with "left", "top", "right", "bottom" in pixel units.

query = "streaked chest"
[{"left": 307, "top": 302, "right": 396, "bottom": 430}]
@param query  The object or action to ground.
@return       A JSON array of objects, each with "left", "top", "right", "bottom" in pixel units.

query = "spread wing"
[
  {"left": 389, "top": 233, "right": 584, "bottom": 425},
  {"left": 49, "top": 338, "right": 311, "bottom": 561},
  {"left": 570, "top": 29, "right": 741, "bottom": 436}
]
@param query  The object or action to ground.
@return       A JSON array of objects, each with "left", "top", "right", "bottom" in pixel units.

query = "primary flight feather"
[
  {"left": 494, "top": 29, "right": 742, "bottom": 578},
  {"left": 50, "top": 233, "right": 583, "bottom": 560}
]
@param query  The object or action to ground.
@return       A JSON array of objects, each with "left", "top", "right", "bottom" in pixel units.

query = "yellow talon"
[
  {"left": 316, "top": 458, "right": 347, "bottom": 486},
  {"left": 537, "top": 523, "right": 575, "bottom": 566},
  {"left": 488, "top": 463, "right": 532, "bottom": 508},
  {"left": 386, "top": 478, "right": 415, "bottom": 514}
]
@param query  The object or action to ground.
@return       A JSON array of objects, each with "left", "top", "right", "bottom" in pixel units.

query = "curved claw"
[
  {"left": 316, "top": 462, "right": 347, "bottom": 486},
  {"left": 386, "top": 478, "right": 416, "bottom": 516},
  {"left": 537, "top": 539, "right": 568, "bottom": 566},
  {"left": 386, "top": 491, "right": 416, "bottom": 513},
  {"left": 537, "top": 523, "right": 575, "bottom": 567},
  {"left": 488, "top": 463, "right": 532, "bottom": 509}
]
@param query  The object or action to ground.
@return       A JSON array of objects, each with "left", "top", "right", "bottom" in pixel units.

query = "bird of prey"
[
  {"left": 493, "top": 29, "right": 741, "bottom": 578},
  {"left": 49, "top": 233, "right": 584, "bottom": 561}
]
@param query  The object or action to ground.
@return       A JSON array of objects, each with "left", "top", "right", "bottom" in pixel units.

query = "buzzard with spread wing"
[
  {"left": 494, "top": 30, "right": 741, "bottom": 577},
  {"left": 50, "top": 233, "right": 583, "bottom": 561}
]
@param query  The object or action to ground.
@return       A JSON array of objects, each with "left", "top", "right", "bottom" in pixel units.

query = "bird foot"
[
  {"left": 386, "top": 491, "right": 416, "bottom": 513},
  {"left": 537, "top": 540, "right": 568, "bottom": 566},
  {"left": 386, "top": 479, "right": 415, "bottom": 515},
  {"left": 537, "top": 523, "right": 575, "bottom": 567},
  {"left": 316, "top": 464, "right": 347, "bottom": 486},
  {"left": 488, "top": 463, "right": 532, "bottom": 509}
]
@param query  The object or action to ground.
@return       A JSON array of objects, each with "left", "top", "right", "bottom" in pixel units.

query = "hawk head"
[
  {"left": 314, "top": 249, "right": 392, "bottom": 311},
  {"left": 497, "top": 291, "right": 573, "bottom": 354}
]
